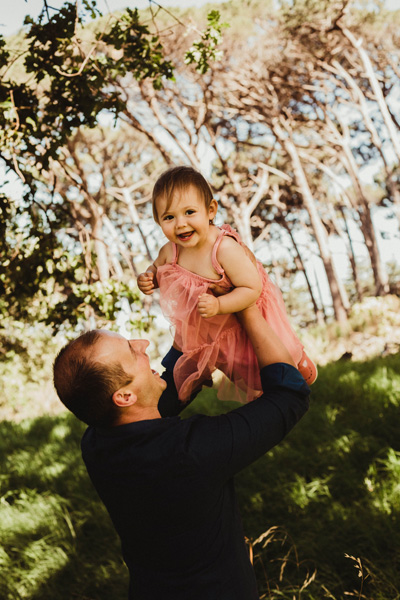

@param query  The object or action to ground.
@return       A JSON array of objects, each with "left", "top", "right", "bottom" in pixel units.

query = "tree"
[
  {"left": 0, "top": 1, "right": 227, "bottom": 331},
  {"left": 280, "top": 0, "right": 396, "bottom": 296},
  {"left": 2, "top": 0, "right": 399, "bottom": 336}
]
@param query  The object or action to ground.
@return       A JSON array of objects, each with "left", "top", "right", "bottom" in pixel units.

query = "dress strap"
[
  {"left": 171, "top": 242, "right": 178, "bottom": 264},
  {"left": 211, "top": 225, "right": 242, "bottom": 274}
]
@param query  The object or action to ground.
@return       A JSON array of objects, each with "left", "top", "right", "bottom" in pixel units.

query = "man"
[{"left": 53, "top": 305, "right": 310, "bottom": 599}]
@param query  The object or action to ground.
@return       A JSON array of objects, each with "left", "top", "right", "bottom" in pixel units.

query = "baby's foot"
[{"left": 297, "top": 351, "right": 318, "bottom": 385}]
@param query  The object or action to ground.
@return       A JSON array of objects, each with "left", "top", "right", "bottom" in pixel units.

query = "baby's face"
[{"left": 156, "top": 185, "right": 217, "bottom": 248}]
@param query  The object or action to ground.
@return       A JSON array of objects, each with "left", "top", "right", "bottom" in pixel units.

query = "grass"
[
  {"left": 1, "top": 353, "right": 400, "bottom": 599},
  {"left": 0, "top": 416, "right": 128, "bottom": 600},
  {"left": 185, "top": 353, "right": 400, "bottom": 599}
]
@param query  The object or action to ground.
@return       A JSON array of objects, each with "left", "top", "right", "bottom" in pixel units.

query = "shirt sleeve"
[
  {"left": 158, "top": 347, "right": 200, "bottom": 417},
  {"left": 187, "top": 363, "right": 310, "bottom": 483}
]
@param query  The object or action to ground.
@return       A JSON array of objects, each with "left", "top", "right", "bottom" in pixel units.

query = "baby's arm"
[
  {"left": 137, "top": 243, "right": 171, "bottom": 295},
  {"left": 198, "top": 237, "right": 262, "bottom": 318}
]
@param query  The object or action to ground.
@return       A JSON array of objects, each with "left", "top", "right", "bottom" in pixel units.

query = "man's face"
[{"left": 91, "top": 331, "right": 167, "bottom": 401}]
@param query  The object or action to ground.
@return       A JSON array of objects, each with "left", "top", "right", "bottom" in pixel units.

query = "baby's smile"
[{"left": 178, "top": 231, "right": 194, "bottom": 241}]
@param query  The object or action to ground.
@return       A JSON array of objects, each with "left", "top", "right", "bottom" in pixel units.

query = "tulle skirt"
[{"left": 157, "top": 261, "right": 304, "bottom": 403}]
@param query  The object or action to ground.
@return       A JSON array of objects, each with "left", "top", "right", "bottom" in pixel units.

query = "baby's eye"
[
  {"left": 163, "top": 215, "right": 173, "bottom": 221},
  {"left": 186, "top": 209, "right": 195, "bottom": 215}
]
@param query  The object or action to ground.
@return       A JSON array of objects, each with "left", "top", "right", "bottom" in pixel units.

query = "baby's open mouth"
[{"left": 178, "top": 231, "right": 194, "bottom": 240}]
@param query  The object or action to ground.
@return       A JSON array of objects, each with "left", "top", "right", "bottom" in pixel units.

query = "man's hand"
[
  {"left": 138, "top": 271, "right": 156, "bottom": 295},
  {"left": 198, "top": 293, "right": 220, "bottom": 318}
]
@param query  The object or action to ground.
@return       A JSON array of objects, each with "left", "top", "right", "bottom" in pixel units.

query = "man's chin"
[{"left": 153, "top": 371, "right": 167, "bottom": 390}]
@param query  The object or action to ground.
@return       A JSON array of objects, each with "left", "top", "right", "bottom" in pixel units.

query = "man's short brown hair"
[{"left": 53, "top": 331, "right": 133, "bottom": 427}]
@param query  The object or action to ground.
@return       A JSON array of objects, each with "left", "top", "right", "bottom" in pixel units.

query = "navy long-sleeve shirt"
[{"left": 81, "top": 350, "right": 310, "bottom": 600}]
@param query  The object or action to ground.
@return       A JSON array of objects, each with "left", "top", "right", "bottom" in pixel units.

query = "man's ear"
[{"left": 112, "top": 388, "right": 137, "bottom": 408}]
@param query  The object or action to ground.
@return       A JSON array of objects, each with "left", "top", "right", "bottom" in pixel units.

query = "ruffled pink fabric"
[{"left": 157, "top": 225, "right": 303, "bottom": 403}]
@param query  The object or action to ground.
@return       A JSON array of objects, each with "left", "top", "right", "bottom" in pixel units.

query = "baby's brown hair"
[{"left": 152, "top": 166, "right": 214, "bottom": 224}]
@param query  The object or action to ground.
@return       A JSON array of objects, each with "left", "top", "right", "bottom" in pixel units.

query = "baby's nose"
[{"left": 175, "top": 216, "right": 186, "bottom": 228}]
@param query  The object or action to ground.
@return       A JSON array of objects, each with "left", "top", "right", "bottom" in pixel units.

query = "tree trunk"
[
  {"left": 312, "top": 264, "right": 328, "bottom": 322},
  {"left": 218, "top": 167, "right": 270, "bottom": 251},
  {"left": 122, "top": 189, "right": 154, "bottom": 263},
  {"left": 328, "top": 59, "right": 400, "bottom": 229},
  {"left": 274, "top": 119, "right": 349, "bottom": 324},
  {"left": 91, "top": 212, "right": 110, "bottom": 282},
  {"left": 341, "top": 27, "right": 400, "bottom": 163},
  {"left": 339, "top": 132, "right": 390, "bottom": 295},
  {"left": 283, "top": 220, "right": 326, "bottom": 326},
  {"left": 102, "top": 213, "right": 138, "bottom": 278},
  {"left": 338, "top": 204, "right": 363, "bottom": 302}
]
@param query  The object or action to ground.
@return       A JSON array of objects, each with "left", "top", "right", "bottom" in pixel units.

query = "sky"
[
  {"left": 0, "top": 0, "right": 227, "bottom": 37},
  {"left": 1, "top": 0, "right": 399, "bottom": 37}
]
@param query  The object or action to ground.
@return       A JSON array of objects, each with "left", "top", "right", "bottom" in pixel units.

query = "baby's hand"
[
  {"left": 137, "top": 271, "right": 155, "bottom": 295},
  {"left": 198, "top": 293, "right": 220, "bottom": 318}
]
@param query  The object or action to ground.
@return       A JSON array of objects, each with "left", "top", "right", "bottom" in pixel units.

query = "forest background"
[{"left": 1, "top": 0, "right": 400, "bottom": 598}]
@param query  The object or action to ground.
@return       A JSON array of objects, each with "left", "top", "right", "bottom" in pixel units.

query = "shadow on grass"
[
  {"left": 184, "top": 353, "right": 400, "bottom": 599},
  {"left": 1, "top": 353, "right": 400, "bottom": 599},
  {"left": 0, "top": 414, "right": 128, "bottom": 600},
  {"left": 239, "top": 354, "right": 400, "bottom": 599}
]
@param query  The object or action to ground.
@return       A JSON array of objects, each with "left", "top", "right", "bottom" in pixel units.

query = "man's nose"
[{"left": 130, "top": 339, "right": 149, "bottom": 353}]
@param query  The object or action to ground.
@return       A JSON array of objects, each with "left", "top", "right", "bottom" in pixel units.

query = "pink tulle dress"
[{"left": 156, "top": 225, "right": 304, "bottom": 403}]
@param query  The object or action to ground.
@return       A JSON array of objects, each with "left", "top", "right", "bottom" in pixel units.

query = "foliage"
[
  {"left": 0, "top": 322, "right": 59, "bottom": 422},
  {"left": 0, "top": 2, "right": 227, "bottom": 170},
  {"left": 0, "top": 188, "right": 151, "bottom": 331},
  {"left": 1, "top": 355, "right": 400, "bottom": 598},
  {"left": 299, "top": 295, "right": 400, "bottom": 365},
  {"left": 184, "top": 10, "right": 229, "bottom": 74},
  {"left": 1, "top": 2, "right": 175, "bottom": 169},
  {"left": 349, "top": 294, "right": 400, "bottom": 334},
  {"left": 0, "top": 1, "right": 232, "bottom": 333}
]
